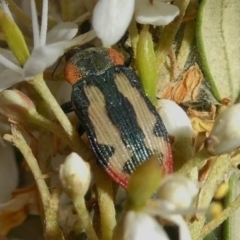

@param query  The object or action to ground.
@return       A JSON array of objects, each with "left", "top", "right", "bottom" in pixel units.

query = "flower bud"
[
  {"left": 210, "top": 202, "right": 223, "bottom": 218},
  {"left": 59, "top": 152, "right": 91, "bottom": 198},
  {"left": 214, "top": 182, "right": 229, "bottom": 200},
  {"left": 205, "top": 103, "right": 240, "bottom": 155},
  {"left": 0, "top": 89, "right": 36, "bottom": 120},
  {"left": 156, "top": 175, "right": 198, "bottom": 209}
]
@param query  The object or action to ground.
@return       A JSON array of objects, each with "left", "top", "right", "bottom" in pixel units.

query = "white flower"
[
  {"left": 205, "top": 103, "right": 240, "bottom": 155},
  {"left": 135, "top": 0, "right": 179, "bottom": 25},
  {"left": 156, "top": 175, "right": 198, "bottom": 209},
  {"left": 158, "top": 99, "right": 194, "bottom": 168},
  {"left": 123, "top": 211, "right": 169, "bottom": 240},
  {"left": 0, "top": 0, "right": 96, "bottom": 91},
  {"left": 158, "top": 99, "right": 194, "bottom": 141},
  {"left": 0, "top": 49, "right": 24, "bottom": 90},
  {"left": 114, "top": 175, "right": 197, "bottom": 240},
  {"left": 92, "top": 0, "right": 179, "bottom": 46},
  {"left": 145, "top": 200, "right": 192, "bottom": 240},
  {"left": 92, "top": 0, "right": 135, "bottom": 46},
  {"left": 145, "top": 175, "right": 197, "bottom": 240}
]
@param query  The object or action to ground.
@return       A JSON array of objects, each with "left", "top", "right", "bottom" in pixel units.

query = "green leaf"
[
  {"left": 197, "top": 0, "right": 240, "bottom": 102},
  {"left": 223, "top": 175, "right": 240, "bottom": 240},
  {"left": 136, "top": 25, "right": 157, "bottom": 105}
]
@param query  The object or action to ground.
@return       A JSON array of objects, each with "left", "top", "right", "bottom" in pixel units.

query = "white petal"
[
  {"left": 66, "top": 30, "right": 96, "bottom": 48},
  {"left": 0, "top": 48, "right": 19, "bottom": 65},
  {"left": 23, "top": 42, "right": 67, "bottom": 78},
  {"left": 0, "top": 69, "right": 23, "bottom": 91},
  {"left": 72, "top": 12, "right": 91, "bottom": 25},
  {"left": 135, "top": 0, "right": 179, "bottom": 25},
  {"left": 0, "top": 143, "right": 18, "bottom": 203},
  {"left": 0, "top": 53, "right": 22, "bottom": 74},
  {"left": 146, "top": 201, "right": 192, "bottom": 240},
  {"left": 164, "top": 214, "right": 192, "bottom": 240},
  {"left": 124, "top": 211, "right": 169, "bottom": 240},
  {"left": 157, "top": 175, "right": 199, "bottom": 209},
  {"left": 158, "top": 99, "right": 193, "bottom": 141},
  {"left": 46, "top": 22, "right": 78, "bottom": 44},
  {"left": 92, "top": 0, "right": 135, "bottom": 46}
]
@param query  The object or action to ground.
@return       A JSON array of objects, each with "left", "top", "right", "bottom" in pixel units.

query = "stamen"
[
  {"left": 0, "top": 55, "right": 22, "bottom": 74},
  {"left": 40, "top": 0, "right": 48, "bottom": 46},
  {"left": 1, "top": 0, "right": 13, "bottom": 19},
  {"left": 72, "top": 12, "right": 90, "bottom": 24},
  {"left": 31, "top": 0, "right": 40, "bottom": 48}
]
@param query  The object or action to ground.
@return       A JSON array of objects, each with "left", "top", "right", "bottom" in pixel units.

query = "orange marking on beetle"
[
  {"left": 107, "top": 48, "right": 124, "bottom": 66},
  {"left": 64, "top": 62, "right": 82, "bottom": 85},
  {"left": 106, "top": 166, "right": 130, "bottom": 188}
]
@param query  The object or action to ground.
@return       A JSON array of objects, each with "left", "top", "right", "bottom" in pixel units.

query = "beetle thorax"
[{"left": 64, "top": 48, "right": 124, "bottom": 85}]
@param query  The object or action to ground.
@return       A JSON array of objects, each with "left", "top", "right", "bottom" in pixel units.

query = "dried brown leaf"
[
  {"left": 160, "top": 64, "right": 203, "bottom": 103},
  {"left": 188, "top": 105, "right": 216, "bottom": 120},
  {"left": 0, "top": 185, "right": 40, "bottom": 235},
  {"left": 191, "top": 117, "right": 214, "bottom": 137}
]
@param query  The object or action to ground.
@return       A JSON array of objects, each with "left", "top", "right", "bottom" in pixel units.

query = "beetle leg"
[
  {"left": 61, "top": 101, "right": 73, "bottom": 113},
  {"left": 76, "top": 121, "right": 85, "bottom": 136},
  {"left": 61, "top": 102, "right": 85, "bottom": 135}
]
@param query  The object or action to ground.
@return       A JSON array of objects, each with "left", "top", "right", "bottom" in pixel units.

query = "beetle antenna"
[{"left": 52, "top": 54, "right": 66, "bottom": 79}]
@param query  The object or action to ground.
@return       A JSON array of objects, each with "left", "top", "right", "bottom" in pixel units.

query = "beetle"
[{"left": 63, "top": 46, "right": 173, "bottom": 188}]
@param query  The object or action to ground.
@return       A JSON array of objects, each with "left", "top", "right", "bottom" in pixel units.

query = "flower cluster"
[
  {"left": 92, "top": 0, "right": 179, "bottom": 46},
  {"left": 112, "top": 155, "right": 198, "bottom": 240},
  {"left": 0, "top": 0, "right": 95, "bottom": 90},
  {"left": 1, "top": 0, "right": 240, "bottom": 240}
]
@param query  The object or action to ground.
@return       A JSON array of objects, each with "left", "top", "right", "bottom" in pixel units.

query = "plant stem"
[
  {"left": 29, "top": 111, "right": 74, "bottom": 147},
  {"left": 189, "top": 154, "right": 232, "bottom": 239},
  {"left": 4, "top": 125, "right": 50, "bottom": 209},
  {"left": 73, "top": 195, "right": 99, "bottom": 240},
  {"left": 30, "top": 74, "right": 75, "bottom": 138},
  {"left": 45, "top": 188, "right": 64, "bottom": 240},
  {"left": 177, "top": 0, "right": 197, "bottom": 70},
  {"left": 129, "top": 20, "right": 139, "bottom": 59},
  {"left": 155, "top": 0, "right": 190, "bottom": 77},
  {"left": 29, "top": 74, "right": 93, "bottom": 161},
  {"left": 4, "top": 125, "right": 64, "bottom": 240},
  {"left": 201, "top": 193, "right": 240, "bottom": 238},
  {"left": 178, "top": 149, "right": 210, "bottom": 176},
  {"left": 93, "top": 163, "right": 116, "bottom": 240}
]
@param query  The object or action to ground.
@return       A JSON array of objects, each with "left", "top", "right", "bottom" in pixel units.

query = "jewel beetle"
[{"left": 63, "top": 46, "right": 173, "bottom": 188}]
